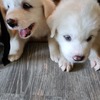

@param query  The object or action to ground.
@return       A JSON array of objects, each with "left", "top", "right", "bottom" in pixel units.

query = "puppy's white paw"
[
  {"left": 90, "top": 57, "right": 100, "bottom": 71},
  {"left": 9, "top": 36, "right": 26, "bottom": 62},
  {"left": 8, "top": 49, "right": 23, "bottom": 62},
  {"left": 58, "top": 57, "right": 73, "bottom": 72},
  {"left": 8, "top": 53, "right": 21, "bottom": 62},
  {"left": 50, "top": 50, "right": 60, "bottom": 63}
]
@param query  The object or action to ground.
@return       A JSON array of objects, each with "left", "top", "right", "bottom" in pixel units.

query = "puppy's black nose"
[
  {"left": 7, "top": 19, "right": 18, "bottom": 28},
  {"left": 73, "top": 55, "right": 85, "bottom": 61}
]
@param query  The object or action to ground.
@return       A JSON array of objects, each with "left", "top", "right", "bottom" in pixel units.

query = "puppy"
[
  {"left": 47, "top": 0, "right": 100, "bottom": 72},
  {"left": 0, "top": 0, "right": 55, "bottom": 62}
]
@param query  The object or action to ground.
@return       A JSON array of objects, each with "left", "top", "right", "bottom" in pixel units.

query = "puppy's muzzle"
[
  {"left": 7, "top": 19, "right": 18, "bottom": 28},
  {"left": 73, "top": 55, "right": 85, "bottom": 61}
]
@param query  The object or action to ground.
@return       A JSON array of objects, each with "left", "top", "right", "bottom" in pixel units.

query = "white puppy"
[
  {"left": 47, "top": 0, "right": 100, "bottom": 72},
  {"left": 0, "top": 0, "right": 55, "bottom": 62}
]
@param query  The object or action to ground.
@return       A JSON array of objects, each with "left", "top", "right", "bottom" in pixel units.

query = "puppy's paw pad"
[
  {"left": 90, "top": 58, "right": 100, "bottom": 71},
  {"left": 8, "top": 54, "right": 20, "bottom": 62}
]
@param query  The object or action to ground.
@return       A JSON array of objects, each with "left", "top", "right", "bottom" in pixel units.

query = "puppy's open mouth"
[{"left": 19, "top": 23, "right": 35, "bottom": 39}]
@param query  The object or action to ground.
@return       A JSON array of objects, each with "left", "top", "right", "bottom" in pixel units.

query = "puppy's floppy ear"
[
  {"left": 42, "top": 0, "right": 55, "bottom": 19},
  {"left": 47, "top": 15, "right": 56, "bottom": 38}
]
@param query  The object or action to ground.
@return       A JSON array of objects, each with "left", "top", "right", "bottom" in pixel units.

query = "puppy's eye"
[
  {"left": 22, "top": 2, "right": 33, "bottom": 10},
  {"left": 7, "top": 5, "right": 9, "bottom": 8},
  {"left": 64, "top": 35, "right": 71, "bottom": 41},
  {"left": 86, "top": 35, "right": 93, "bottom": 42}
]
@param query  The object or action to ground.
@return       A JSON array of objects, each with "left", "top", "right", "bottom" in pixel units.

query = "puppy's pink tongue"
[{"left": 19, "top": 28, "right": 30, "bottom": 38}]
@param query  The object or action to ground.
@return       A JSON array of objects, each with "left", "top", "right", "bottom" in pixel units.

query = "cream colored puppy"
[
  {"left": 47, "top": 0, "right": 100, "bottom": 72},
  {"left": 0, "top": 0, "right": 55, "bottom": 62}
]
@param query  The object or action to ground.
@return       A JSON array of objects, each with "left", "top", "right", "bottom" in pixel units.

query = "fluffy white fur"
[
  {"left": 47, "top": 0, "right": 100, "bottom": 72},
  {"left": 0, "top": 0, "right": 55, "bottom": 62}
]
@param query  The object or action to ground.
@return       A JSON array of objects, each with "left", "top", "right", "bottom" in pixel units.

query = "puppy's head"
[
  {"left": 1, "top": 0, "right": 55, "bottom": 39},
  {"left": 47, "top": 0, "right": 100, "bottom": 63}
]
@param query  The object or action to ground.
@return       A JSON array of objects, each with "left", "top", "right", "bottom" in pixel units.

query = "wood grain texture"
[{"left": 0, "top": 43, "right": 100, "bottom": 100}]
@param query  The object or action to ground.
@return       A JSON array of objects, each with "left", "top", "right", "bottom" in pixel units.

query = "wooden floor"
[{"left": 0, "top": 43, "right": 100, "bottom": 100}]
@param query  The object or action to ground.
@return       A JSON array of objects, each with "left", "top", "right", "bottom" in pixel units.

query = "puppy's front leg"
[
  {"left": 89, "top": 33, "right": 100, "bottom": 71},
  {"left": 48, "top": 38, "right": 73, "bottom": 72},
  {"left": 89, "top": 49, "right": 100, "bottom": 71},
  {"left": 8, "top": 34, "right": 28, "bottom": 62},
  {"left": 48, "top": 38, "right": 60, "bottom": 63}
]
